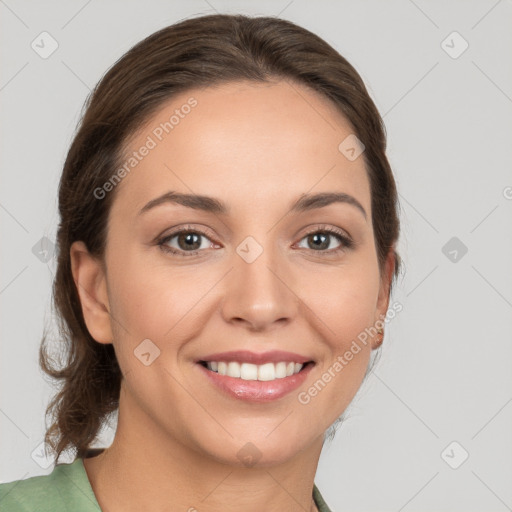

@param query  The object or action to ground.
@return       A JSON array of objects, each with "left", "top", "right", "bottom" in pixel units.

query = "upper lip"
[{"left": 197, "top": 350, "right": 313, "bottom": 365}]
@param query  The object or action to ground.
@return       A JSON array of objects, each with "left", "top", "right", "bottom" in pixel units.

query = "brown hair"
[{"left": 40, "top": 13, "right": 401, "bottom": 464}]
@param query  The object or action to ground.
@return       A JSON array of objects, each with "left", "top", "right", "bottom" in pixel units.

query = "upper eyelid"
[
  {"left": 159, "top": 224, "right": 217, "bottom": 239},
  {"left": 301, "top": 224, "right": 351, "bottom": 238}
]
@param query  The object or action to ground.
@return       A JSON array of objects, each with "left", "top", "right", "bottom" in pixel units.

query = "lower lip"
[{"left": 197, "top": 363, "right": 314, "bottom": 402}]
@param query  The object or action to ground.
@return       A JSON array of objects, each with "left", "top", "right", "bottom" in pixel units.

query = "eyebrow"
[{"left": 138, "top": 191, "right": 367, "bottom": 220}]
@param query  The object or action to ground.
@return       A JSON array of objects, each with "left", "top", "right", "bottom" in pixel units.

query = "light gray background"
[{"left": 1, "top": 1, "right": 511, "bottom": 511}]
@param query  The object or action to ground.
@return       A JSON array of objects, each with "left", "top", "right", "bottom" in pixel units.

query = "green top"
[{"left": 0, "top": 458, "right": 332, "bottom": 511}]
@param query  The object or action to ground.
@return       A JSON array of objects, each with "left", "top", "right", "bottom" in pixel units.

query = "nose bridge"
[{"left": 221, "top": 234, "right": 297, "bottom": 329}]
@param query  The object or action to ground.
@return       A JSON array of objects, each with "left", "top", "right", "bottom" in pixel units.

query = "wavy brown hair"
[{"left": 39, "top": 13, "right": 402, "bottom": 464}]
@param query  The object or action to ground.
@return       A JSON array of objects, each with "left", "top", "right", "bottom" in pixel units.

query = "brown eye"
[
  {"left": 158, "top": 227, "right": 217, "bottom": 257},
  {"left": 296, "top": 227, "right": 354, "bottom": 253},
  {"left": 305, "top": 232, "right": 335, "bottom": 251},
  {"left": 174, "top": 232, "right": 203, "bottom": 251}
]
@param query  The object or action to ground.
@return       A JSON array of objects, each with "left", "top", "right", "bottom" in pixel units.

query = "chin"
[{"left": 195, "top": 427, "right": 318, "bottom": 469}]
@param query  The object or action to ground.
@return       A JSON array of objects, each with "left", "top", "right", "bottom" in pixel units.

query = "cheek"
[
  {"left": 295, "top": 266, "right": 380, "bottom": 425},
  {"left": 298, "top": 259, "right": 381, "bottom": 343},
  {"left": 106, "top": 251, "right": 220, "bottom": 360},
  {"left": 107, "top": 247, "right": 186, "bottom": 322}
]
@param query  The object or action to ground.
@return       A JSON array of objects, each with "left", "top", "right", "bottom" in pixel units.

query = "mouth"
[{"left": 195, "top": 351, "right": 316, "bottom": 402}]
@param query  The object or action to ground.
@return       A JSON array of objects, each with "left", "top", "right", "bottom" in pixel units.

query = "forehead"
[{"left": 111, "top": 80, "right": 371, "bottom": 219}]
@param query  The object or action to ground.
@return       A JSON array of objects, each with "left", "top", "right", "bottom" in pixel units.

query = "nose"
[{"left": 220, "top": 240, "right": 298, "bottom": 332}]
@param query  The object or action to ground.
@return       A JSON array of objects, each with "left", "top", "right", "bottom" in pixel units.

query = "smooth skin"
[{"left": 73, "top": 79, "right": 395, "bottom": 512}]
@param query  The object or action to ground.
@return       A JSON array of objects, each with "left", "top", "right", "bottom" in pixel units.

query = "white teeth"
[
  {"left": 258, "top": 363, "right": 275, "bottom": 381},
  {"left": 227, "top": 361, "right": 241, "bottom": 378},
  {"left": 205, "top": 361, "right": 305, "bottom": 381},
  {"left": 275, "top": 362, "right": 287, "bottom": 379},
  {"left": 240, "top": 363, "right": 258, "bottom": 380}
]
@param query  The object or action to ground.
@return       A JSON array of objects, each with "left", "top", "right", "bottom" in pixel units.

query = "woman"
[{"left": 0, "top": 13, "right": 401, "bottom": 511}]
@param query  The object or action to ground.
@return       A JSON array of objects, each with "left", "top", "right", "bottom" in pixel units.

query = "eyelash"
[{"left": 156, "top": 224, "right": 354, "bottom": 257}]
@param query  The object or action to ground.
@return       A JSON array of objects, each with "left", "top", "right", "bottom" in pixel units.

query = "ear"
[
  {"left": 70, "top": 240, "right": 113, "bottom": 344},
  {"left": 372, "top": 248, "right": 396, "bottom": 349}
]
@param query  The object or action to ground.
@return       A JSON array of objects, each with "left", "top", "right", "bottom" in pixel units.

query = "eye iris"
[
  {"left": 309, "top": 232, "right": 329, "bottom": 250},
  {"left": 178, "top": 232, "right": 201, "bottom": 250}
]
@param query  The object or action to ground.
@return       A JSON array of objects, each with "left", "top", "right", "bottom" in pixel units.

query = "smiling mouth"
[{"left": 198, "top": 360, "right": 314, "bottom": 381}]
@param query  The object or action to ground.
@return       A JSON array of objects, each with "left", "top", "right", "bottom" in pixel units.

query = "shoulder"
[{"left": 0, "top": 459, "right": 100, "bottom": 512}]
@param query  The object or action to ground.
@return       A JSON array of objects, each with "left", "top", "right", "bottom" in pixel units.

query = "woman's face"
[{"left": 77, "top": 79, "right": 393, "bottom": 466}]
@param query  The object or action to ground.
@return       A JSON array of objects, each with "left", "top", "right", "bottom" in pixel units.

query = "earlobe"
[{"left": 70, "top": 241, "right": 113, "bottom": 344}]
